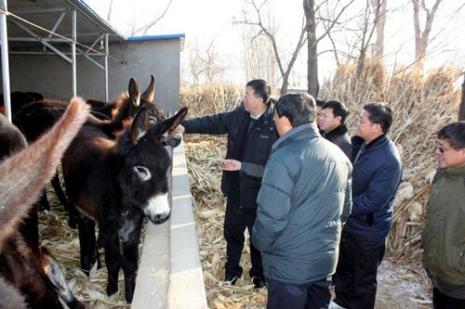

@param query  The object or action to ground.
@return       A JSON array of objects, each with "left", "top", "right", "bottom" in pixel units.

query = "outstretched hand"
[
  {"left": 174, "top": 124, "right": 185, "bottom": 133},
  {"left": 223, "top": 159, "right": 241, "bottom": 171}
]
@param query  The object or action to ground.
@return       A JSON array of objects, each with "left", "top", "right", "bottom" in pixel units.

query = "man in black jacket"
[
  {"left": 175, "top": 79, "right": 278, "bottom": 288},
  {"left": 318, "top": 100, "right": 352, "bottom": 158}
]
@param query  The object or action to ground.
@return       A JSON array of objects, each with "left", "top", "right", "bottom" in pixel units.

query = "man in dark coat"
[
  {"left": 175, "top": 80, "right": 278, "bottom": 288},
  {"left": 252, "top": 93, "right": 352, "bottom": 309},
  {"left": 332, "top": 103, "right": 402, "bottom": 309},
  {"left": 318, "top": 100, "right": 352, "bottom": 158}
]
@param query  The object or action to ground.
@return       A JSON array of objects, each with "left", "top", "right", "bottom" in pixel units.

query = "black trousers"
[
  {"left": 266, "top": 277, "right": 331, "bottom": 309},
  {"left": 433, "top": 288, "right": 465, "bottom": 309},
  {"left": 333, "top": 230, "right": 386, "bottom": 309},
  {"left": 223, "top": 197, "right": 263, "bottom": 279}
]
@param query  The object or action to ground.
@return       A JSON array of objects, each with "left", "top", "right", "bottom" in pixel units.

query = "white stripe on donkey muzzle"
[{"left": 145, "top": 193, "right": 170, "bottom": 224}]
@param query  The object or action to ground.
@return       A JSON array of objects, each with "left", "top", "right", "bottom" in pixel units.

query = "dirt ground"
[{"left": 376, "top": 258, "right": 432, "bottom": 309}]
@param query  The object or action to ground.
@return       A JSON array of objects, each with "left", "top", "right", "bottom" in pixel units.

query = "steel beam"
[{"left": 1, "top": 0, "right": 11, "bottom": 122}]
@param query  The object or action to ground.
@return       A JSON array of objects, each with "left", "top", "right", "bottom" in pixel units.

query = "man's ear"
[
  {"left": 373, "top": 123, "right": 384, "bottom": 135},
  {"left": 459, "top": 148, "right": 465, "bottom": 163}
]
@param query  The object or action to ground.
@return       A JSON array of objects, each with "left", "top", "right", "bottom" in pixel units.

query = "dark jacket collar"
[
  {"left": 323, "top": 124, "right": 348, "bottom": 140},
  {"left": 352, "top": 134, "right": 388, "bottom": 151},
  {"left": 351, "top": 134, "right": 389, "bottom": 163},
  {"left": 272, "top": 123, "right": 319, "bottom": 151}
]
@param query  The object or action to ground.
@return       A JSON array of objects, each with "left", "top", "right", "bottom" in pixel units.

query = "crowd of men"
[{"left": 176, "top": 79, "right": 465, "bottom": 309}]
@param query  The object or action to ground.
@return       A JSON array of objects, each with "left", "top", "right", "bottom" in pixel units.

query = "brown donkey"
[
  {"left": 62, "top": 98, "right": 187, "bottom": 303},
  {"left": 0, "top": 98, "right": 88, "bottom": 308}
]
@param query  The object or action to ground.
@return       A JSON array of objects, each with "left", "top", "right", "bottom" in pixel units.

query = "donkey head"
[{"left": 118, "top": 106, "right": 188, "bottom": 224}]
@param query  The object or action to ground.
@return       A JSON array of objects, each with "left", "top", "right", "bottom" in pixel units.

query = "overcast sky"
[{"left": 85, "top": 0, "right": 465, "bottom": 86}]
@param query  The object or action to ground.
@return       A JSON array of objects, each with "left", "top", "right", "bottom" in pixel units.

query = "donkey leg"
[
  {"left": 121, "top": 214, "right": 143, "bottom": 303},
  {"left": 50, "top": 174, "right": 78, "bottom": 229},
  {"left": 104, "top": 233, "right": 121, "bottom": 296},
  {"left": 77, "top": 216, "right": 99, "bottom": 275},
  {"left": 121, "top": 241, "right": 139, "bottom": 303}
]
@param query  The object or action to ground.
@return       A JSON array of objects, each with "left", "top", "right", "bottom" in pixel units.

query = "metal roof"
[
  {"left": 6, "top": 0, "right": 126, "bottom": 52},
  {"left": 127, "top": 33, "right": 185, "bottom": 42}
]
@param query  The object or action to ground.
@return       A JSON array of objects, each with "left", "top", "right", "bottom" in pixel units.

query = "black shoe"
[
  {"left": 252, "top": 276, "right": 266, "bottom": 288},
  {"left": 225, "top": 266, "right": 243, "bottom": 285}
]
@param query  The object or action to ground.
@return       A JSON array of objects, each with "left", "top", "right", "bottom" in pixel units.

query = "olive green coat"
[{"left": 422, "top": 165, "right": 465, "bottom": 299}]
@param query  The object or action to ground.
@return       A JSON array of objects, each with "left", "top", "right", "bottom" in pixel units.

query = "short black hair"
[
  {"left": 316, "top": 99, "right": 326, "bottom": 108},
  {"left": 363, "top": 103, "right": 393, "bottom": 134},
  {"left": 322, "top": 100, "right": 350, "bottom": 124},
  {"left": 246, "top": 79, "right": 271, "bottom": 104},
  {"left": 275, "top": 92, "right": 315, "bottom": 127},
  {"left": 438, "top": 121, "right": 465, "bottom": 149}
]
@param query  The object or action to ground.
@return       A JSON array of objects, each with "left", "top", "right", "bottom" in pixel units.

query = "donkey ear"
[
  {"left": 130, "top": 106, "right": 149, "bottom": 144},
  {"left": 128, "top": 77, "right": 141, "bottom": 108},
  {"left": 150, "top": 107, "right": 188, "bottom": 138},
  {"left": 141, "top": 74, "right": 155, "bottom": 103},
  {"left": 39, "top": 246, "right": 79, "bottom": 305}
]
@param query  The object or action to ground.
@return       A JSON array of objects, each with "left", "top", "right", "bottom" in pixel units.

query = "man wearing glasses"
[
  {"left": 332, "top": 103, "right": 402, "bottom": 309},
  {"left": 422, "top": 122, "right": 465, "bottom": 308}
]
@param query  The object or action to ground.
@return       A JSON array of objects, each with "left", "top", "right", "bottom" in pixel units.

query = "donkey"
[
  {"left": 85, "top": 74, "right": 157, "bottom": 121},
  {"left": 62, "top": 99, "right": 187, "bottom": 303},
  {"left": 0, "top": 98, "right": 88, "bottom": 308},
  {"left": 12, "top": 76, "right": 158, "bottom": 227}
]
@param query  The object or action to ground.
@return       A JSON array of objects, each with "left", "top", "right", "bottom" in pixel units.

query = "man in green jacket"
[
  {"left": 422, "top": 121, "right": 465, "bottom": 308},
  {"left": 252, "top": 93, "right": 352, "bottom": 308}
]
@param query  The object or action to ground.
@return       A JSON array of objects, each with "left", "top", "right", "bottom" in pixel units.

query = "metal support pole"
[
  {"left": 104, "top": 33, "right": 109, "bottom": 102},
  {"left": 71, "top": 9, "right": 77, "bottom": 97},
  {"left": 0, "top": 0, "right": 12, "bottom": 122}
]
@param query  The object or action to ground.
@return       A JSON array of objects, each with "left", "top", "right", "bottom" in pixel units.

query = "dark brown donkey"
[
  {"left": 62, "top": 100, "right": 187, "bottom": 303},
  {"left": 13, "top": 76, "right": 159, "bottom": 227},
  {"left": 0, "top": 98, "right": 88, "bottom": 308}
]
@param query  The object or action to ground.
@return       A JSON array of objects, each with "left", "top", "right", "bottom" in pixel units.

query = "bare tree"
[
  {"left": 303, "top": 0, "right": 318, "bottom": 97},
  {"left": 188, "top": 40, "right": 225, "bottom": 84},
  {"left": 106, "top": 0, "right": 174, "bottom": 36},
  {"left": 354, "top": 0, "right": 383, "bottom": 81},
  {"left": 132, "top": 0, "right": 174, "bottom": 35},
  {"left": 238, "top": 0, "right": 354, "bottom": 96},
  {"left": 371, "top": 0, "right": 387, "bottom": 59},
  {"left": 107, "top": 0, "right": 115, "bottom": 22},
  {"left": 303, "top": 0, "right": 355, "bottom": 97},
  {"left": 237, "top": 0, "right": 307, "bottom": 94},
  {"left": 241, "top": 32, "right": 278, "bottom": 86},
  {"left": 411, "top": 0, "right": 443, "bottom": 72}
]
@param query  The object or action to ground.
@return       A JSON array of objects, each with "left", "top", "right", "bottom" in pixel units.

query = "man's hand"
[
  {"left": 223, "top": 159, "right": 241, "bottom": 171},
  {"left": 174, "top": 124, "right": 185, "bottom": 134}
]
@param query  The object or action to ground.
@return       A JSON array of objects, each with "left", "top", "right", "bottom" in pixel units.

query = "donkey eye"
[{"left": 133, "top": 165, "right": 151, "bottom": 181}]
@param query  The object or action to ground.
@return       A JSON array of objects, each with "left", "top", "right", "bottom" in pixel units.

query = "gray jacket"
[{"left": 252, "top": 123, "right": 352, "bottom": 284}]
